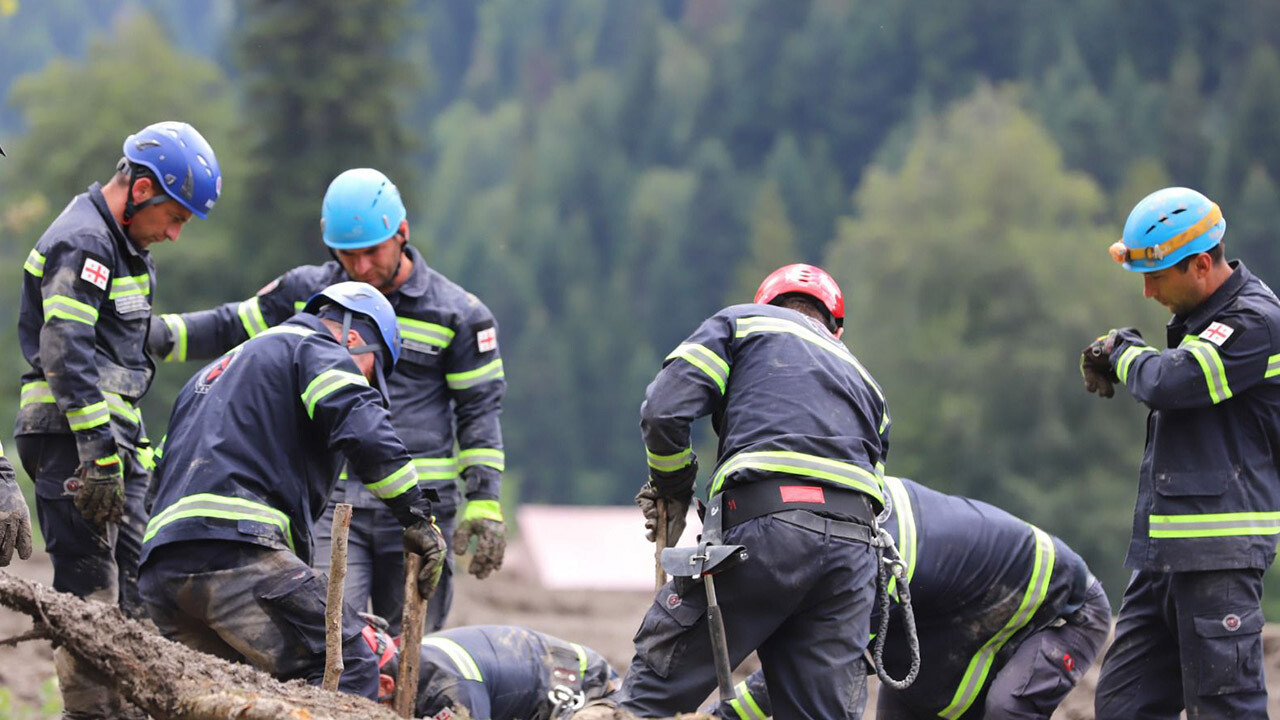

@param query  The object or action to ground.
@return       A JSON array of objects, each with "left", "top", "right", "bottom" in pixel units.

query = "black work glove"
[
  {"left": 403, "top": 518, "right": 448, "bottom": 600},
  {"left": 635, "top": 482, "right": 693, "bottom": 547},
  {"left": 1080, "top": 331, "right": 1119, "bottom": 399},
  {"left": 453, "top": 499, "right": 506, "bottom": 579},
  {"left": 73, "top": 454, "right": 125, "bottom": 527},
  {"left": 0, "top": 457, "right": 33, "bottom": 567}
]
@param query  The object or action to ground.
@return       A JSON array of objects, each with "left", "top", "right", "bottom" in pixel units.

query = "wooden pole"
[
  {"left": 654, "top": 500, "right": 668, "bottom": 592},
  {"left": 322, "top": 503, "right": 353, "bottom": 692},
  {"left": 394, "top": 552, "right": 428, "bottom": 717}
]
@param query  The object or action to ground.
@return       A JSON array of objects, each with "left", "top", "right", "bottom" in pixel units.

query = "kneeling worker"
[{"left": 138, "top": 282, "right": 447, "bottom": 698}]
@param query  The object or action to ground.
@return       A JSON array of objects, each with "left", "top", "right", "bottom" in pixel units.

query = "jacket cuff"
[
  {"left": 74, "top": 429, "right": 119, "bottom": 469},
  {"left": 462, "top": 466, "right": 501, "bottom": 501}
]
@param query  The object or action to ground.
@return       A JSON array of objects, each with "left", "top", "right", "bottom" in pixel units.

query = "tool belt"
[{"left": 720, "top": 478, "right": 876, "bottom": 544}]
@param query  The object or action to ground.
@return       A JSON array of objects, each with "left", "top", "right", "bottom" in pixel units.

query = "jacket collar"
[
  {"left": 1170, "top": 260, "right": 1250, "bottom": 339},
  {"left": 87, "top": 182, "right": 147, "bottom": 260},
  {"left": 390, "top": 244, "right": 430, "bottom": 299}
]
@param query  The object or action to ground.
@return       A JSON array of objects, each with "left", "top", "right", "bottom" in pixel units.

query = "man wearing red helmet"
[{"left": 624, "top": 264, "right": 891, "bottom": 719}]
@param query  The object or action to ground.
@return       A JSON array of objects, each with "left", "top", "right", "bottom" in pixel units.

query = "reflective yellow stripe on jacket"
[
  {"left": 144, "top": 493, "right": 295, "bottom": 553},
  {"left": 421, "top": 637, "right": 483, "bottom": 681},
  {"left": 709, "top": 450, "right": 883, "bottom": 505}
]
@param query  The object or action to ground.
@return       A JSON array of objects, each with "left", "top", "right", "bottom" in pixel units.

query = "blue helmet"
[
  {"left": 122, "top": 122, "right": 221, "bottom": 219},
  {"left": 321, "top": 168, "right": 407, "bottom": 250},
  {"left": 303, "top": 281, "right": 402, "bottom": 372},
  {"left": 1111, "top": 187, "right": 1225, "bottom": 273}
]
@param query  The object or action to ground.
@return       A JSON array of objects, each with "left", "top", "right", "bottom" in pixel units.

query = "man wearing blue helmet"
[
  {"left": 137, "top": 281, "right": 448, "bottom": 700},
  {"left": 149, "top": 168, "right": 507, "bottom": 635},
  {"left": 1081, "top": 187, "right": 1280, "bottom": 718},
  {"left": 13, "top": 121, "right": 220, "bottom": 718}
]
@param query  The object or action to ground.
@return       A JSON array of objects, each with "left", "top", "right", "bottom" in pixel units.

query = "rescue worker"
[
  {"left": 14, "top": 121, "right": 220, "bottom": 718},
  {"left": 360, "top": 620, "right": 621, "bottom": 719},
  {"left": 0, "top": 448, "right": 34, "bottom": 567},
  {"left": 623, "top": 263, "right": 890, "bottom": 719},
  {"left": 1082, "top": 187, "right": 1280, "bottom": 718},
  {"left": 137, "top": 282, "right": 448, "bottom": 699},
  {"left": 709, "top": 476, "right": 1111, "bottom": 720},
  {"left": 147, "top": 167, "right": 505, "bottom": 633}
]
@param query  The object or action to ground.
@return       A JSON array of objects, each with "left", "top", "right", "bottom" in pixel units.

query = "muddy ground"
[{"left": 4, "top": 544, "right": 1280, "bottom": 718}]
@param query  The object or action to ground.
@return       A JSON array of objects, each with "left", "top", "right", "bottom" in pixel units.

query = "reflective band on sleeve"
[
  {"left": 109, "top": 273, "right": 150, "bottom": 299},
  {"left": 363, "top": 460, "right": 418, "bottom": 499},
  {"left": 144, "top": 493, "right": 294, "bottom": 553},
  {"left": 161, "top": 314, "right": 188, "bottom": 363},
  {"left": 43, "top": 295, "right": 99, "bottom": 325},
  {"left": 253, "top": 326, "right": 315, "bottom": 341},
  {"left": 462, "top": 499, "right": 503, "bottom": 523},
  {"left": 735, "top": 316, "right": 885, "bottom": 405},
  {"left": 1149, "top": 511, "right": 1280, "bottom": 538},
  {"left": 709, "top": 450, "right": 883, "bottom": 504},
  {"left": 135, "top": 445, "right": 156, "bottom": 471},
  {"left": 301, "top": 369, "right": 369, "bottom": 418},
  {"left": 446, "top": 358, "right": 505, "bottom": 390},
  {"left": 237, "top": 297, "right": 268, "bottom": 338},
  {"left": 646, "top": 446, "right": 693, "bottom": 473},
  {"left": 1116, "top": 345, "right": 1159, "bottom": 385},
  {"left": 882, "top": 476, "right": 918, "bottom": 598},
  {"left": 66, "top": 401, "right": 110, "bottom": 431},
  {"left": 421, "top": 637, "right": 484, "bottom": 681},
  {"left": 728, "top": 680, "right": 768, "bottom": 720},
  {"left": 571, "top": 642, "right": 588, "bottom": 677},
  {"left": 940, "top": 525, "right": 1055, "bottom": 720},
  {"left": 102, "top": 391, "right": 141, "bottom": 426},
  {"left": 1266, "top": 353, "right": 1280, "bottom": 380},
  {"left": 665, "top": 342, "right": 730, "bottom": 394},
  {"left": 19, "top": 381, "right": 55, "bottom": 408},
  {"left": 24, "top": 249, "right": 45, "bottom": 278},
  {"left": 1180, "top": 337, "right": 1232, "bottom": 404},
  {"left": 459, "top": 448, "right": 505, "bottom": 472},
  {"left": 294, "top": 301, "right": 306, "bottom": 312},
  {"left": 398, "top": 317, "right": 455, "bottom": 349}
]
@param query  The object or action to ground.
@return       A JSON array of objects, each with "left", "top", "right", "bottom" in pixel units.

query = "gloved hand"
[
  {"left": 73, "top": 454, "right": 125, "bottom": 527},
  {"left": 1081, "top": 331, "right": 1119, "bottom": 399},
  {"left": 0, "top": 457, "right": 33, "bottom": 567},
  {"left": 635, "top": 482, "right": 692, "bottom": 547},
  {"left": 453, "top": 499, "right": 506, "bottom": 579},
  {"left": 403, "top": 518, "right": 448, "bottom": 600}
]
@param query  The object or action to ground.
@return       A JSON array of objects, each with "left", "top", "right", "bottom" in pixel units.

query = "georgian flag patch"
[
  {"left": 477, "top": 326, "right": 497, "bottom": 353},
  {"left": 80, "top": 257, "right": 110, "bottom": 291},
  {"left": 1199, "top": 321, "right": 1236, "bottom": 347}
]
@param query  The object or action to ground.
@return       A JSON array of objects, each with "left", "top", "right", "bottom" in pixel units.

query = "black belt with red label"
[{"left": 721, "top": 478, "right": 875, "bottom": 530}]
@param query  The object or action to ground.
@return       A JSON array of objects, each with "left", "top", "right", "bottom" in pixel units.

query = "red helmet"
[{"left": 754, "top": 264, "right": 844, "bottom": 329}]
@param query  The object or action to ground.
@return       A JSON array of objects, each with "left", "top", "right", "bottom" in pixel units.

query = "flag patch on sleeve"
[
  {"left": 1199, "top": 321, "right": 1237, "bottom": 347},
  {"left": 477, "top": 326, "right": 497, "bottom": 353},
  {"left": 80, "top": 257, "right": 110, "bottom": 291}
]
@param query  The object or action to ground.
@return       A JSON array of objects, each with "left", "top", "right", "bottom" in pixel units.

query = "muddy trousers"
[
  {"left": 710, "top": 579, "right": 1112, "bottom": 720},
  {"left": 313, "top": 501, "right": 456, "bottom": 635},
  {"left": 138, "top": 540, "right": 380, "bottom": 698},
  {"left": 15, "top": 433, "right": 149, "bottom": 719},
  {"left": 1095, "top": 568, "right": 1268, "bottom": 720},
  {"left": 621, "top": 513, "right": 877, "bottom": 720}
]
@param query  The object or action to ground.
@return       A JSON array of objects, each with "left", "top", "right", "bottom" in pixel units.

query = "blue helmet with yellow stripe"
[{"left": 1111, "top": 187, "right": 1225, "bottom": 273}]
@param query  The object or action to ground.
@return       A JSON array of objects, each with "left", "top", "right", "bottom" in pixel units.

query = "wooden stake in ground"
[
  {"left": 654, "top": 500, "right": 668, "bottom": 592},
  {"left": 322, "top": 502, "right": 353, "bottom": 692},
  {"left": 395, "top": 551, "right": 428, "bottom": 717}
]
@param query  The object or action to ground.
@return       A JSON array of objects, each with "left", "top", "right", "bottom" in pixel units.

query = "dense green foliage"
[{"left": 3, "top": 0, "right": 1280, "bottom": 607}]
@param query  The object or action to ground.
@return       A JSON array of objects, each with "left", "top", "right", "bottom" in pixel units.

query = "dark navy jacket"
[
  {"left": 641, "top": 303, "right": 890, "bottom": 506},
  {"left": 141, "top": 314, "right": 431, "bottom": 566},
  {"left": 151, "top": 245, "right": 504, "bottom": 511},
  {"left": 16, "top": 184, "right": 157, "bottom": 464},
  {"left": 1108, "top": 261, "right": 1280, "bottom": 572},
  {"left": 414, "top": 626, "right": 619, "bottom": 720},
  {"left": 717, "top": 476, "right": 1097, "bottom": 720}
]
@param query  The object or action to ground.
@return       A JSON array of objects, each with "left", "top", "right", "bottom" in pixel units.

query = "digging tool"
[
  {"left": 654, "top": 500, "right": 668, "bottom": 591},
  {"left": 322, "top": 503, "right": 353, "bottom": 691},
  {"left": 395, "top": 552, "right": 427, "bottom": 717}
]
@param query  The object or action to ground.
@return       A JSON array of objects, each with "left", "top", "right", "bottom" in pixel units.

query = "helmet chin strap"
[
  {"left": 122, "top": 164, "right": 170, "bottom": 230},
  {"left": 340, "top": 310, "right": 391, "bottom": 406}
]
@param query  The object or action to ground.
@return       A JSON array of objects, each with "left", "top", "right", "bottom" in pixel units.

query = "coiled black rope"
[{"left": 871, "top": 527, "right": 920, "bottom": 690}]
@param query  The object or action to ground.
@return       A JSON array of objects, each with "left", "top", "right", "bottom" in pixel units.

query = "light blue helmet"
[
  {"left": 303, "top": 281, "right": 402, "bottom": 372},
  {"left": 321, "top": 168, "right": 407, "bottom": 250},
  {"left": 122, "top": 121, "right": 221, "bottom": 219},
  {"left": 1111, "top": 187, "right": 1225, "bottom": 273}
]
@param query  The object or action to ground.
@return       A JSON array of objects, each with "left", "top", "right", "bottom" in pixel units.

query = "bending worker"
[
  {"left": 623, "top": 263, "right": 891, "bottom": 719},
  {"left": 1083, "top": 187, "right": 1280, "bottom": 718},
  {"left": 14, "top": 121, "right": 220, "bottom": 718},
  {"left": 137, "top": 282, "right": 447, "bottom": 698},
  {"left": 711, "top": 476, "right": 1111, "bottom": 720},
  {"left": 148, "top": 168, "right": 505, "bottom": 633},
  {"left": 361, "top": 621, "right": 621, "bottom": 719}
]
